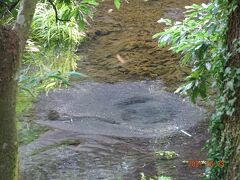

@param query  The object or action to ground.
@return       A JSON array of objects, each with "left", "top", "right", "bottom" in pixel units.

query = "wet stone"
[
  {"left": 36, "top": 81, "right": 204, "bottom": 137},
  {"left": 47, "top": 110, "right": 60, "bottom": 120}
]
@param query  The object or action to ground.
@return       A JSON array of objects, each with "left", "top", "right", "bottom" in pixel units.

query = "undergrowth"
[{"left": 17, "top": 1, "right": 93, "bottom": 144}]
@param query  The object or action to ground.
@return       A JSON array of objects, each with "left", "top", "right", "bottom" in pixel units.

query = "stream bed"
[{"left": 20, "top": 0, "right": 208, "bottom": 179}]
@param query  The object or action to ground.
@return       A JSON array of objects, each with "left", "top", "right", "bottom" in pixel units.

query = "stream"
[{"left": 20, "top": 0, "right": 208, "bottom": 179}]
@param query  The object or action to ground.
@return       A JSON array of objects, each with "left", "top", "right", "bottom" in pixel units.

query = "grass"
[
  {"left": 19, "top": 2, "right": 88, "bottom": 95},
  {"left": 16, "top": 93, "right": 49, "bottom": 145},
  {"left": 16, "top": 93, "right": 34, "bottom": 116},
  {"left": 17, "top": 121, "right": 49, "bottom": 145}
]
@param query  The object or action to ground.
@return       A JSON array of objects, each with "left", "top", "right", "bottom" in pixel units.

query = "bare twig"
[{"left": 180, "top": 130, "right": 192, "bottom": 137}]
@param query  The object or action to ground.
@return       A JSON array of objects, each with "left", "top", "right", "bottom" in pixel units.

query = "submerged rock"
[
  {"left": 47, "top": 110, "right": 60, "bottom": 120},
  {"left": 36, "top": 81, "right": 205, "bottom": 138}
]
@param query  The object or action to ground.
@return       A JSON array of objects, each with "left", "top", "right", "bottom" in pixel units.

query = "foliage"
[
  {"left": 0, "top": 0, "right": 18, "bottom": 24},
  {"left": 1, "top": 0, "right": 122, "bottom": 96},
  {"left": 19, "top": 1, "right": 92, "bottom": 95},
  {"left": 114, "top": 0, "right": 121, "bottom": 9},
  {"left": 20, "top": 42, "right": 85, "bottom": 95},
  {"left": 154, "top": 0, "right": 240, "bottom": 179},
  {"left": 16, "top": 93, "right": 49, "bottom": 145},
  {"left": 154, "top": 2, "right": 227, "bottom": 103},
  {"left": 0, "top": 0, "right": 121, "bottom": 22},
  {"left": 30, "top": 1, "right": 92, "bottom": 48},
  {"left": 18, "top": 0, "right": 121, "bottom": 95}
]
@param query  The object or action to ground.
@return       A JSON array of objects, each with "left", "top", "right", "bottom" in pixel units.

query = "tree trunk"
[
  {"left": 14, "top": 0, "right": 38, "bottom": 52},
  {"left": 222, "top": 0, "right": 240, "bottom": 179},
  {"left": 0, "top": 0, "right": 37, "bottom": 179},
  {"left": 0, "top": 26, "right": 20, "bottom": 180}
]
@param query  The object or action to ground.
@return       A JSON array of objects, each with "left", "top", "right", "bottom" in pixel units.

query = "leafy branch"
[
  {"left": 47, "top": 0, "right": 70, "bottom": 22},
  {"left": 154, "top": 1, "right": 239, "bottom": 179}
]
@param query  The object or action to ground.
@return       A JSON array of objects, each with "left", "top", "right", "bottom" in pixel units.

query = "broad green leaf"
[{"left": 114, "top": 0, "right": 121, "bottom": 9}]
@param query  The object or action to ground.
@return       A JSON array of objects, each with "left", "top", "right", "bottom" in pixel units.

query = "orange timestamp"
[{"left": 187, "top": 160, "right": 224, "bottom": 168}]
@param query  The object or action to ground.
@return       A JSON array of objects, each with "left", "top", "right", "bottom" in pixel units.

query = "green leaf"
[
  {"left": 152, "top": 32, "right": 162, "bottom": 39},
  {"left": 191, "top": 88, "right": 199, "bottom": 103},
  {"left": 47, "top": 72, "right": 69, "bottom": 85},
  {"left": 114, "top": 0, "right": 121, "bottom": 9},
  {"left": 81, "top": 0, "right": 98, "bottom": 6},
  {"left": 45, "top": 82, "right": 57, "bottom": 90},
  {"left": 199, "top": 82, "right": 207, "bottom": 98},
  {"left": 226, "top": 81, "right": 234, "bottom": 90},
  {"left": 157, "top": 18, "right": 172, "bottom": 26},
  {"left": 63, "top": 0, "right": 71, "bottom": 5}
]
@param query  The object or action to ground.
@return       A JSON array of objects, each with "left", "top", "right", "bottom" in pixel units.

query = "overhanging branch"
[{"left": 47, "top": 0, "right": 70, "bottom": 22}]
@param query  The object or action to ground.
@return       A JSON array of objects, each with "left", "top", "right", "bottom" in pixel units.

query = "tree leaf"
[{"left": 114, "top": 0, "right": 121, "bottom": 9}]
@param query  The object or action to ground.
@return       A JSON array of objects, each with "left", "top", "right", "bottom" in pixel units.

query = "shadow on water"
[{"left": 20, "top": 0, "right": 208, "bottom": 179}]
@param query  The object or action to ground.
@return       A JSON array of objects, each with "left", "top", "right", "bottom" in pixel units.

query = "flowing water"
[{"left": 20, "top": 0, "right": 208, "bottom": 179}]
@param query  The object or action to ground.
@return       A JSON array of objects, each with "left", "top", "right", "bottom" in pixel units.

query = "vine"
[{"left": 154, "top": 0, "right": 240, "bottom": 179}]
